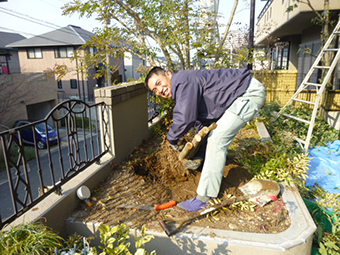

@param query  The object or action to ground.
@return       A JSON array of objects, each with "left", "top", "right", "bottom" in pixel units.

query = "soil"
[{"left": 70, "top": 126, "right": 291, "bottom": 235}]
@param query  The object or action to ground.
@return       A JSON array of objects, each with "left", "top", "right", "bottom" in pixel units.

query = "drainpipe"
[
  {"left": 5, "top": 52, "right": 10, "bottom": 74},
  {"left": 105, "top": 7, "right": 111, "bottom": 87},
  {"left": 81, "top": 61, "right": 85, "bottom": 101},
  {"left": 247, "top": 0, "right": 255, "bottom": 70},
  {"left": 76, "top": 56, "right": 81, "bottom": 99}
]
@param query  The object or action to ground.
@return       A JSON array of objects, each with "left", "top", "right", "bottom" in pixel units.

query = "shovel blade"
[
  {"left": 117, "top": 204, "right": 155, "bottom": 210},
  {"left": 239, "top": 179, "right": 281, "bottom": 206}
]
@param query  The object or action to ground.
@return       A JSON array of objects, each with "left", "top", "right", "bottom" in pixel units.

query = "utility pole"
[
  {"left": 104, "top": 3, "right": 111, "bottom": 87},
  {"left": 247, "top": 0, "right": 255, "bottom": 70}
]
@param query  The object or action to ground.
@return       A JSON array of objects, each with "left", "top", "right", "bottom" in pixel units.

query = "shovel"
[{"left": 159, "top": 179, "right": 281, "bottom": 237}]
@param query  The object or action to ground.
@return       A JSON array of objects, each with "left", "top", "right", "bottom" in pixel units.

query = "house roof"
[
  {"left": 6, "top": 25, "right": 94, "bottom": 48},
  {"left": 0, "top": 31, "right": 26, "bottom": 49}
]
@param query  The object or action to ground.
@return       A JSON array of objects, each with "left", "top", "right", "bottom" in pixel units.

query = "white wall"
[{"left": 124, "top": 52, "right": 144, "bottom": 80}]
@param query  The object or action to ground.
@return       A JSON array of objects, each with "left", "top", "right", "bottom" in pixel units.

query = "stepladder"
[{"left": 277, "top": 18, "right": 340, "bottom": 153}]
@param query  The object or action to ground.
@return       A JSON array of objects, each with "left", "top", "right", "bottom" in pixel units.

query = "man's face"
[{"left": 147, "top": 71, "right": 172, "bottom": 98}]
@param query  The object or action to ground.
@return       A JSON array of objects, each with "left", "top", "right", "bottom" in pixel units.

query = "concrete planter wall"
[
  {"left": 66, "top": 182, "right": 316, "bottom": 255},
  {"left": 66, "top": 122, "right": 316, "bottom": 254}
]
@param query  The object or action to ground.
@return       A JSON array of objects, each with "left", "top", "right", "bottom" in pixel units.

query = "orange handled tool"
[
  {"left": 154, "top": 200, "right": 177, "bottom": 211},
  {"left": 117, "top": 200, "right": 177, "bottom": 211}
]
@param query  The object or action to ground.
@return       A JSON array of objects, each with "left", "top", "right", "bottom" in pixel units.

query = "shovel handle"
[
  {"left": 159, "top": 196, "right": 248, "bottom": 237},
  {"left": 159, "top": 220, "right": 172, "bottom": 236},
  {"left": 154, "top": 200, "right": 176, "bottom": 211}
]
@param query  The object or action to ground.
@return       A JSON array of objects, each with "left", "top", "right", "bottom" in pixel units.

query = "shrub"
[
  {"left": 60, "top": 116, "right": 95, "bottom": 130},
  {"left": 0, "top": 145, "right": 36, "bottom": 172},
  {"left": 54, "top": 224, "right": 156, "bottom": 255},
  {"left": 0, "top": 221, "right": 63, "bottom": 255},
  {"left": 256, "top": 102, "right": 340, "bottom": 254}
]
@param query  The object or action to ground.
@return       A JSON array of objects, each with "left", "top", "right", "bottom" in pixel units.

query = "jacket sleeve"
[{"left": 167, "top": 81, "right": 201, "bottom": 145}]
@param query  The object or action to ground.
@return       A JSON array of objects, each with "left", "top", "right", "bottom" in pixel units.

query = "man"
[{"left": 145, "top": 67, "right": 265, "bottom": 212}]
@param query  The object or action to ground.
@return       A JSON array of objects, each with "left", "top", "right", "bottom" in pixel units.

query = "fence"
[
  {"left": 253, "top": 70, "right": 340, "bottom": 111},
  {"left": 0, "top": 100, "right": 110, "bottom": 228}
]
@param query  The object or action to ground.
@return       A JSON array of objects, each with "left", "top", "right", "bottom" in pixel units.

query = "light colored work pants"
[{"left": 197, "top": 77, "right": 266, "bottom": 198}]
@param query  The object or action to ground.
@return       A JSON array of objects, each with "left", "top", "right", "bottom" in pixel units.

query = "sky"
[{"left": 0, "top": 0, "right": 266, "bottom": 39}]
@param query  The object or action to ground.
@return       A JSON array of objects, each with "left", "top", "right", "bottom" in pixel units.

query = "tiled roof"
[
  {"left": 6, "top": 25, "right": 94, "bottom": 47},
  {"left": 0, "top": 31, "right": 26, "bottom": 48}
]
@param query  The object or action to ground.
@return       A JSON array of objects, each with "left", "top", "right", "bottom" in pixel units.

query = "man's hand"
[{"left": 170, "top": 137, "right": 186, "bottom": 151}]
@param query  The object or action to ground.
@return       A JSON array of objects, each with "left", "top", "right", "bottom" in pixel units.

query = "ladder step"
[
  {"left": 279, "top": 19, "right": 340, "bottom": 154},
  {"left": 282, "top": 113, "right": 311, "bottom": 125},
  {"left": 304, "top": 82, "right": 322, "bottom": 87},
  {"left": 323, "top": 49, "right": 339, "bottom": 52},
  {"left": 292, "top": 98, "right": 315, "bottom": 105},
  {"left": 314, "top": 66, "right": 330, "bottom": 69},
  {"left": 293, "top": 136, "right": 306, "bottom": 145}
]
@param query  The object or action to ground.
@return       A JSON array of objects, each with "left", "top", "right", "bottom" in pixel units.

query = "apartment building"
[
  {"left": 0, "top": 31, "right": 59, "bottom": 129},
  {"left": 124, "top": 52, "right": 146, "bottom": 81},
  {"left": 255, "top": 0, "right": 340, "bottom": 86},
  {"left": 0, "top": 31, "right": 25, "bottom": 74},
  {"left": 6, "top": 25, "right": 126, "bottom": 101}
]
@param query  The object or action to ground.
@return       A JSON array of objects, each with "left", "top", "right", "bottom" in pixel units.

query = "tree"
[
  {"left": 44, "top": 31, "right": 124, "bottom": 86},
  {"left": 287, "top": 0, "right": 335, "bottom": 47},
  {"left": 62, "top": 0, "right": 241, "bottom": 72}
]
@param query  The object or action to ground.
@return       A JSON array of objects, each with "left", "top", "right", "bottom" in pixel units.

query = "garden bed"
[{"left": 69, "top": 126, "right": 291, "bottom": 235}]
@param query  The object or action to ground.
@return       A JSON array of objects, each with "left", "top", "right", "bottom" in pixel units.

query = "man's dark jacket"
[{"left": 167, "top": 68, "right": 252, "bottom": 146}]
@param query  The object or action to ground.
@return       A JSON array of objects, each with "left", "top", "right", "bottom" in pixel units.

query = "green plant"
[
  {"left": 260, "top": 104, "right": 339, "bottom": 148},
  {"left": 254, "top": 152, "right": 309, "bottom": 187},
  {"left": 305, "top": 184, "right": 340, "bottom": 213},
  {"left": 314, "top": 211, "right": 340, "bottom": 255},
  {"left": 0, "top": 220, "right": 64, "bottom": 255},
  {"left": 233, "top": 136, "right": 310, "bottom": 188},
  {"left": 0, "top": 145, "right": 36, "bottom": 172},
  {"left": 149, "top": 95, "right": 175, "bottom": 137},
  {"left": 256, "top": 102, "right": 340, "bottom": 254},
  {"left": 60, "top": 116, "right": 95, "bottom": 130},
  {"left": 98, "top": 223, "right": 156, "bottom": 255},
  {"left": 244, "top": 119, "right": 258, "bottom": 130}
]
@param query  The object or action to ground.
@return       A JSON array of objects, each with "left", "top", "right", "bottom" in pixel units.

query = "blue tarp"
[{"left": 306, "top": 140, "right": 340, "bottom": 194}]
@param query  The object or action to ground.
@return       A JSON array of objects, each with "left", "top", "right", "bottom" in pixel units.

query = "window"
[
  {"left": 281, "top": 46, "right": 289, "bottom": 70},
  {"left": 297, "top": 41, "right": 326, "bottom": 88},
  {"left": 70, "top": 79, "right": 77, "bottom": 89},
  {"left": 57, "top": 80, "right": 62, "bottom": 89},
  {"left": 54, "top": 47, "right": 74, "bottom": 58},
  {"left": 89, "top": 47, "right": 97, "bottom": 55},
  {"left": 271, "top": 42, "right": 289, "bottom": 70},
  {"left": 27, "top": 48, "right": 42, "bottom": 59}
]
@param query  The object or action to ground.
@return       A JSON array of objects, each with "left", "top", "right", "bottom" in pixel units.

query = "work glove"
[
  {"left": 170, "top": 137, "right": 186, "bottom": 151},
  {"left": 182, "top": 157, "right": 203, "bottom": 170}
]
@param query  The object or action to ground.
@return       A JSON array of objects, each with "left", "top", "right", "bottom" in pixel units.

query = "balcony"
[{"left": 255, "top": 0, "right": 340, "bottom": 45}]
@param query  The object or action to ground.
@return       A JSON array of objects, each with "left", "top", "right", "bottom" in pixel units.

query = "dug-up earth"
[{"left": 70, "top": 127, "right": 291, "bottom": 235}]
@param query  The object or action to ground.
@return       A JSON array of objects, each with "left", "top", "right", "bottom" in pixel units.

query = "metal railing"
[
  {"left": 0, "top": 100, "right": 111, "bottom": 228},
  {"left": 147, "top": 91, "right": 160, "bottom": 122},
  {"left": 257, "top": 0, "right": 273, "bottom": 24}
]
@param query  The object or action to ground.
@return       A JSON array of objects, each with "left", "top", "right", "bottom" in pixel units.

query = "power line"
[
  {"left": 0, "top": 26, "right": 90, "bottom": 46},
  {"left": 0, "top": 6, "right": 100, "bottom": 38},
  {"left": 0, "top": 6, "right": 97, "bottom": 45},
  {"left": 0, "top": 6, "right": 62, "bottom": 31},
  {"left": 0, "top": 26, "right": 42, "bottom": 38}
]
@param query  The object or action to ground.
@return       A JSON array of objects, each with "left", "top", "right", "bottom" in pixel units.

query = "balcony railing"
[
  {"left": 0, "top": 100, "right": 110, "bottom": 228},
  {"left": 257, "top": 0, "right": 273, "bottom": 24}
]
